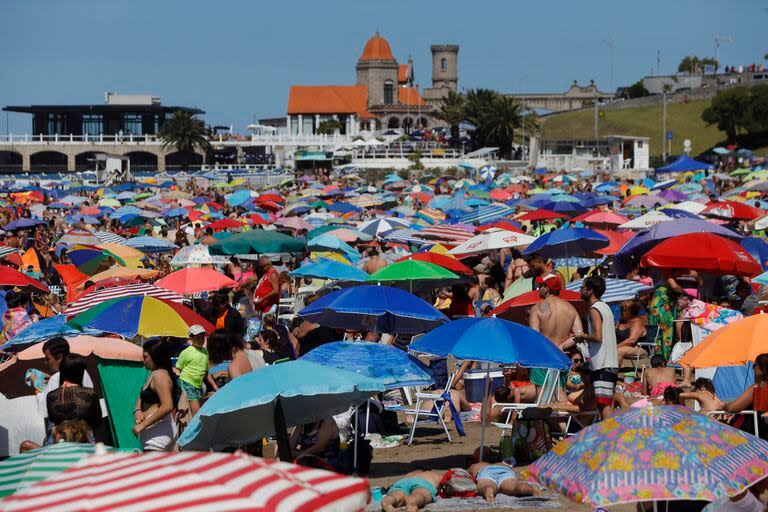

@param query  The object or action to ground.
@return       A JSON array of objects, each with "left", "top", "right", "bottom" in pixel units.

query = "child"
[
  {"left": 176, "top": 325, "right": 209, "bottom": 416},
  {"left": 680, "top": 378, "right": 725, "bottom": 416},
  {"left": 642, "top": 355, "right": 676, "bottom": 399},
  {"left": 381, "top": 470, "right": 442, "bottom": 512}
]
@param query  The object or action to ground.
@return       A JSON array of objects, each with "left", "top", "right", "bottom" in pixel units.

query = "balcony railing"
[{"left": 0, "top": 133, "right": 354, "bottom": 146}]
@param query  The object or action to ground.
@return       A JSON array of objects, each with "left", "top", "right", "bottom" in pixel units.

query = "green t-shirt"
[{"left": 176, "top": 345, "right": 209, "bottom": 388}]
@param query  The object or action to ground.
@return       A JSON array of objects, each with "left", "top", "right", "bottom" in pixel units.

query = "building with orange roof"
[{"left": 286, "top": 32, "right": 458, "bottom": 135}]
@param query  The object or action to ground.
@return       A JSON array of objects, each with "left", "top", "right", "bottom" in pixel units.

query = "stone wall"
[{"left": 355, "top": 60, "right": 398, "bottom": 107}]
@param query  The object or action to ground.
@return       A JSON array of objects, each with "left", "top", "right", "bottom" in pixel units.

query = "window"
[
  {"left": 122, "top": 114, "right": 142, "bottom": 135},
  {"left": 383, "top": 80, "right": 394, "bottom": 105},
  {"left": 82, "top": 114, "right": 102, "bottom": 136},
  {"left": 441, "top": 58, "right": 447, "bottom": 71}
]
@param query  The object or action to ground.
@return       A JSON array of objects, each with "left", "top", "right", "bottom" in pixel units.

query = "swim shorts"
[
  {"left": 476, "top": 465, "right": 518, "bottom": 487},
  {"left": 387, "top": 477, "right": 438, "bottom": 502},
  {"left": 590, "top": 368, "right": 618, "bottom": 407},
  {"left": 179, "top": 378, "right": 204, "bottom": 401}
]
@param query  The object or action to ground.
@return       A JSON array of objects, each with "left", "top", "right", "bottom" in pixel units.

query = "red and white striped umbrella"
[
  {"left": 63, "top": 283, "right": 185, "bottom": 315},
  {"left": 0, "top": 451, "right": 370, "bottom": 512},
  {"left": 415, "top": 225, "right": 475, "bottom": 243}
]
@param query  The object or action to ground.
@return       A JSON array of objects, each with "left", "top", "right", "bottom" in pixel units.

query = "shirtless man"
[
  {"left": 468, "top": 462, "right": 538, "bottom": 503},
  {"left": 641, "top": 355, "right": 677, "bottom": 398},
  {"left": 679, "top": 378, "right": 725, "bottom": 415},
  {"left": 381, "top": 470, "right": 442, "bottom": 512},
  {"left": 529, "top": 276, "right": 583, "bottom": 351},
  {"left": 363, "top": 247, "right": 387, "bottom": 274}
]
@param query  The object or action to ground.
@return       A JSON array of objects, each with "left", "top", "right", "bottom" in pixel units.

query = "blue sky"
[{"left": 1, "top": 0, "right": 764, "bottom": 133}]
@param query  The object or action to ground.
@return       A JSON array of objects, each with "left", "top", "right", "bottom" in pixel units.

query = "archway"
[
  {"left": 124, "top": 151, "right": 159, "bottom": 172},
  {"left": 387, "top": 117, "right": 400, "bottom": 129},
  {"left": 30, "top": 151, "right": 68, "bottom": 172},
  {"left": 402, "top": 117, "right": 415, "bottom": 133},
  {"left": 75, "top": 151, "right": 100, "bottom": 172},
  {"left": 0, "top": 151, "right": 23, "bottom": 173},
  {"left": 165, "top": 151, "right": 204, "bottom": 171},
  {"left": 418, "top": 117, "right": 429, "bottom": 128}
]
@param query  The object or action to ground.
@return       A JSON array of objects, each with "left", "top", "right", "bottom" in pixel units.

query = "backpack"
[{"left": 438, "top": 468, "right": 478, "bottom": 498}]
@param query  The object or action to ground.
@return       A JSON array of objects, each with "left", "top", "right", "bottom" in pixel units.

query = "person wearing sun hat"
[{"left": 176, "top": 325, "right": 209, "bottom": 416}]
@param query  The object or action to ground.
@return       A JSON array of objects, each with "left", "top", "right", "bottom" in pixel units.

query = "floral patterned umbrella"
[{"left": 528, "top": 406, "right": 768, "bottom": 507}]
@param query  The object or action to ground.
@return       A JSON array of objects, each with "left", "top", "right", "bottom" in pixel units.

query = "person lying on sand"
[
  {"left": 381, "top": 470, "right": 442, "bottom": 512},
  {"left": 468, "top": 462, "right": 540, "bottom": 503}
]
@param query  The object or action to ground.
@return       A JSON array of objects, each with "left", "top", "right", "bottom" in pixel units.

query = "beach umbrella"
[
  {"left": 0, "top": 450, "right": 370, "bottom": 512},
  {"left": 366, "top": 260, "right": 462, "bottom": 291},
  {"left": 570, "top": 210, "right": 628, "bottom": 226},
  {"left": 740, "top": 237, "right": 768, "bottom": 270},
  {"left": 396, "top": 252, "right": 473, "bottom": 276},
  {"left": 624, "top": 195, "right": 668, "bottom": 209},
  {"left": 301, "top": 341, "right": 434, "bottom": 389},
  {"left": 289, "top": 259, "right": 368, "bottom": 282},
  {"left": 618, "top": 210, "right": 673, "bottom": 230},
  {"left": 449, "top": 228, "right": 536, "bottom": 256},
  {"left": 206, "top": 218, "right": 249, "bottom": 232},
  {"left": 641, "top": 233, "right": 761, "bottom": 277},
  {"left": 123, "top": 236, "right": 178, "bottom": 252},
  {"left": 68, "top": 296, "right": 213, "bottom": 338},
  {"left": 593, "top": 229, "right": 635, "bottom": 256},
  {"left": 680, "top": 313, "right": 768, "bottom": 368},
  {"left": 492, "top": 289, "right": 586, "bottom": 323},
  {"left": 529, "top": 406, "right": 768, "bottom": 508},
  {"left": 657, "top": 188, "right": 688, "bottom": 202},
  {"left": 179, "top": 360, "right": 383, "bottom": 452},
  {"left": 63, "top": 283, "right": 185, "bottom": 316},
  {"left": 298, "top": 285, "right": 448, "bottom": 334},
  {"left": 0, "top": 315, "right": 102, "bottom": 351},
  {"left": 169, "top": 244, "right": 230, "bottom": 267},
  {"left": 57, "top": 229, "right": 100, "bottom": 246},
  {"left": 92, "top": 231, "right": 126, "bottom": 245},
  {"left": 515, "top": 209, "right": 568, "bottom": 222},
  {"left": 357, "top": 217, "right": 410, "bottom": 237},
  {"left": 523, "top": 227, "right": 609, "bottom": 258},
  {"left": 701, "top": 200, "right": 763, "bottom": 220},
  {"left": 307, "top": 235, "right": 361, "bottom": 262},
  {"left": 0, "top": 443, "right": 112, "bottom": 498},
  {"left": 415, "top": 224, "right": 475, "bottom": 243},
  {"left": 3, "top": 218, "right": 46, "bottom": 231},
  {"left": 155, "top": 268, "right": 236, "bottom": 295},
  {"left": 565, "top": 278, "right": 653, "bottom": 304},
  {"left": 89, "top": 266, "right": 158, "bottom": 284},
  {"left": 209, "top": 229, "right": 306, "bottom": 255},
  {"left": 0, "top": 266, "right": 48, "bottom": 292},
  {"left": 273, "top": 216, "right": 312, "bottom": 231},
  {"left": 322, "top": 227, "right": 373, "bottom": 243}
]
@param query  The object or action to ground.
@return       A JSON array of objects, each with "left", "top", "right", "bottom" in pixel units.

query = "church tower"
[
  {"left": 430, "top": 45, "right": 459, "bottom": 92},
  {"left": 355, "top": 32, "right": 399, "bottom": 107}
]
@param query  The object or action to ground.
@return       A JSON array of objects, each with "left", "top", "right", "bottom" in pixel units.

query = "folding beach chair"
[{"left": 404, "top": 373, "right": 457, "bottom": 445}]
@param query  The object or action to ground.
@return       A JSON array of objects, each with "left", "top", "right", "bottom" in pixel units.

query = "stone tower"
[
  {"left": 355, "top": 32, "right": 399, "bottom": 107},
  {"left": 431, "top": 45, "right": 459, "bottom": 92}
]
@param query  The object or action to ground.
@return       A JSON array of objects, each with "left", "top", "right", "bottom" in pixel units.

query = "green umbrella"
[
  {"left": 366, "top": 260, "right": 462, "bottom": 292},
  {"left": 0, "top": 442, "right": 110, "bottom": 497},
  {"left": 308, "top": 224, "right": 352, "bottom": 239},
  {"left": 209, "top": 229, "right": 306, "bottom": 255},
  {"left": 309, "top": 200, "right": 330, "bottom": 210}
]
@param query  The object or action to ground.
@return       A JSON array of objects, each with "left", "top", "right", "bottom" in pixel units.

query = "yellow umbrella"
[
  {"left": 428, "top": 243, "right": 453, "bottom": 256},
  {"left": 96, "top": 243, "right": 145, "bottom": 268},
  {"left": 98, "top": 198, "right": 121, "bottom": 207},
  {"left": 90, "top": 266, "right": 158, "bottom": 283},
  {"left": 310, "top": 251, "right": 350, "bottom": 264},
  {"left": 630, "top": 186, "right": 649, "bottom": 195}
]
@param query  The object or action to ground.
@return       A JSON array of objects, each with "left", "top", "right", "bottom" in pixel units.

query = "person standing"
[
  {"left": 575, "top": 276, "right": 618, "bottom": 419},
  {"left": 176, "top": 325, "right": 209, "bottom": 416},
  {"left": 133, "top": 339, "right": 177, "bottom": 451},
  {"left": 253, "top": 255, "right": 280, "bottom": 315}
]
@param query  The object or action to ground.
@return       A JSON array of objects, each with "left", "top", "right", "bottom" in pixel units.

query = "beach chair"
[
  {"left": 492, "top": 368, "right": 560, "bottom": 432},
  {"left": 551, "top": 410, "right": 601, "bottom": 441},
  {"left": 707, "top": 410, "right": 760, "bottom": 437},
  {"left": 404, "top": 372, "right": 456, "bottom": 445},
  {"left": 624, "top": 324, "right": 659, "bottom": 374}
]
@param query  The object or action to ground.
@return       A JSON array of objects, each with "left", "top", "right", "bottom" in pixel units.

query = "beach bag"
[
  {"left": 438, "top": 468, "right": 478, "bottom": 498},
  {"left": 508, "top": 408, "right": 553, "bottom": 465}
]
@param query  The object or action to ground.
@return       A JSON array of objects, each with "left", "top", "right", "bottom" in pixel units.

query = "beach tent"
[{"left": 655, "top": 155, "right": 714, "bottom": 173}]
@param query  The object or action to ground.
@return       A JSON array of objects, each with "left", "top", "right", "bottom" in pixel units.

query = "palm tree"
[
  {"left": 484, "top": 95, "right": 528, "bottom": 159},
  {"left": 436, "top": 91, "right": 466, "bottom": 141},
  {"left": 159, "top": 111, "right": 211, "bottom": 170}
]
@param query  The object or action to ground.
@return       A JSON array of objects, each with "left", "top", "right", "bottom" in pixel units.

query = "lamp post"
[{"left": 601, "top": 37, "right": 615, "bottom": 99}]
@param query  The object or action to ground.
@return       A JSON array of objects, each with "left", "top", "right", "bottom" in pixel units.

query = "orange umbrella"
[
  {"left": 90, "top": 266, "right": 159, "bottom": 284},
  {"left": 680, "top": 314, "right": 768, "bottom": 368}
]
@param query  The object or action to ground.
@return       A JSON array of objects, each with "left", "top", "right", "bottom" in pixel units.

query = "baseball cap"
[
  {"left": 188, "top": 325, "right": 206, "bottom": 336},
  {"left": 536, "top": 275, "right": 562, "bottom": 291}
]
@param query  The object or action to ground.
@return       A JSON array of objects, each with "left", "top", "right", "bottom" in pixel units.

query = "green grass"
[{"left": 540, "top": 99, "right": 767, "bottom": 158}]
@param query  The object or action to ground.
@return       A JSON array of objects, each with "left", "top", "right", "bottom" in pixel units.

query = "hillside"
[{"left": 539, "top": 99, "right": 740, "bottom": 158}]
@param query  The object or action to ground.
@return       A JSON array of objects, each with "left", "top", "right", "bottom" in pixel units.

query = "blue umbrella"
[
  {"left": 566, "top": 278, "right": 653, "bottom": 304},
  {"left": 124, "top": 236, "right": 179, "bottom": 252},
  {"left": 298, "top": 285, "right": 448, "bottom": 334},
  {"left": 225, "top": 189, "right": 251, "bottom": 207},
  {"left": 740, "top": 237, "right": 768, "bottom": 270},
  {"left": 162, "top": 207, "right": 188, "bottom": 218},
  {"left": 306, "top": 235, "right": 361, "bottom": 262},
  {"left": 290, "top": 259, "right": 369, "bottom": 282},
  {"left": 1, "top": 316, "right": 101, "bottom": 351},
  {"left": 4, "top": 218, "right": 46, "bottom": 231},
  {"left": 327, "top": 202, "right": 361, "bottom": 214},
  {"left": 178, "top": 360, "right": 383, "bottom": 452},
  {"left": 523, "top": 227, "right": 609, "bottom": 258},
  {"left": 301, "top": 341, "right": 434, "bottom": 389}
]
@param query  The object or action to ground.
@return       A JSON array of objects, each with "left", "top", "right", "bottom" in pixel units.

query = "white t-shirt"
[
  {"left": 586, "top": 300, "right": 618, "bottom": 371},
  {"left": 704, "top": 491, "right": 766, "bottom": 512},
  {"left": 37, "top": 371, "right": 94, "bottom": 418}
]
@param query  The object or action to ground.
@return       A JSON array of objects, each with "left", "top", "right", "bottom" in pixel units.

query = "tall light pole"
[
  {"left": 602, "top": 38, "right": 615, "bottom": 98},
  {"left": 714, "top": 34, "right": 732, "bottom": 74},
  {"left": 661, "top": 91, "right": 667, "bottom": 161}
]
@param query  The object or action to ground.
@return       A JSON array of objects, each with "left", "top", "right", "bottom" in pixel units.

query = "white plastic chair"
[
  {"left": 492, "top": 368, "right": 560, "bottom": 432},
  {"left": 404, "top": 373, "right": 456, "bottom": 445}
]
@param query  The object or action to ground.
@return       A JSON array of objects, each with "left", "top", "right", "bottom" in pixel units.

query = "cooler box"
[{"left": 464, "top": 369, "right": 504, "bottom": 403}]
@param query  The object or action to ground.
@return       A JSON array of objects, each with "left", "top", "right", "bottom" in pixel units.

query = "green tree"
[
  {"left": 678, "top": 55, "right": 700, "bottom": 74},
  {"left": 745, "top": 84, "right": 768, "bottom": 134},
  {"left": 436, "top": 91, "right": 466, "bottom": 141},
  {"left": 701, "top": 86, "right": 751, "bottom": 142},
  {"left": 462, "top": 89, "right": 537, "bottom": 158},
  {"left": 626, "top": 80, "right": 650, "bottom": 98},
  {"left": 316, "top": 119, "right": 343, "bottom": 135},
  {"left": 700, "top": 57, "right": 719, "bottom": 72},
  {"left": 159, "top": 111, "right": 211, "bottom": 170}
]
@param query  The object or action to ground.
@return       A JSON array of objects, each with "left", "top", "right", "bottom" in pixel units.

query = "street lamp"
[{"left": 601, "top": 37, "right": 615, "bottom": 97}]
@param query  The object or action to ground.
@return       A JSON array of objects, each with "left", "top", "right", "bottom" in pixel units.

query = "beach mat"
[{"left": 366, "top": 494, "right": 562, "bottom": 511}]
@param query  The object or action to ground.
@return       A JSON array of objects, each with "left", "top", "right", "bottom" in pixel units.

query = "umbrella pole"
[
  {"left": 273, "top": 398, "right": 292, "bottom": 462},
  {"left": 354, "top": 405, "right": 359, "bottom": 473},
  {"left": 478, "top": 372, "right": 490, "bottom": 462}
]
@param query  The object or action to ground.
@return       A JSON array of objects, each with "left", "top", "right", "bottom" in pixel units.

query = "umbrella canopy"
[
  {"left": 618, "top": 211, "right": 673, "bottom": 230},
  {"left": 701, "top": 200, "right": 763, "bottom": 220},
  {"left": 492, "top": 289, "right": 586, "bottom": 323},
  {"left": 307, "top": 235, "right": 360, "bottom": 262},
  {"left": 523, "top": 228, "right": 609, "bottom": 258},
  {"left": 529, "top": 406, "right": 768, "bottom": 508},
  {"left": 68, "top": 296, "right": 214, "bottom": 338},
  {"left": 516, "top": 209, "right": 568, "bottom": 222},
  {"left": 169, "top": 244, "right": 230, "bottom": 266},
  {"left": 448, "top": 229, "right": 536, "bottom": 256},
  {"left": 570, "top": 210, "right": 628, "bottom": 226},
  {"left": 123, "top": 236, "right": 178, "bottom": 252},
  {"left": 396, "top": 252, "right": 473, "bottom": 276},
  {"left": 641, "top": 233, "right": 761, "bottom": 277},
  {"left": 289, "top": 259, "right": 369, "bottom": 282},
  {"left": 740, "top": 237, "right": 768, "bottom": 270},
  {"left": 89, "top": 266, "right": 158, "bottom": 284},
  {"left": 410, "top": 317, "right": 570, "bottom": 369},
  {"left": 357, "top": 217, "right": 410, "bottom": 237},
  {"left": 680, "top": 313, "right": 768, "bottom": 368},
  {"left": 209, "top": 229, "right": 306, "bottom": 255},
  {"left": 0, "top": 267, "right": 48, "bottom": 292},
  {"left": 1, "top": 316, "right": 102, "bottom": 351},
  {"left": 57, "top": 229, "right": 101, "bottom": 246},
  {"left": 301, "top": 341, "right": 434, "bottom": 389},
  {"left": 0, "top": 443, "right": 111, "bottom": 498},
  {"left": 15, "top": 335, "right": 142, "bottom": 362},
  {"left": 298, "top": 285, "right": 448, "bottom": 334},
  {"left": 155, "top": 268, "right": 236, "bottom": 295},
  {"left": 0, "top": 450, "right": 370, "bottom": 512},
  {"left": 179, "top": 360, "right": 383, "bottom": 450},
  {"left": 365, "top": 260, "right": 462, "bottom": 287},
  {"left": 565, "top": 278, "right": 653, "bottom": 304},
  {"left": 63, "top": 283, "right": 184, "bottom": 316}
]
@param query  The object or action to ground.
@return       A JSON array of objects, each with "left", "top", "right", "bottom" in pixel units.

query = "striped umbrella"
[
  {"left": 63, "top": 283, "right": 185, "bottom": 316},
  {"left": 93, "top": 231, "right": 126, "bottom": 245},
  {"left": 457, "top": 203, "right": 515, "bottom": 224},
  {"left": 0, "top": 443, "right": 107, "bottom": 498},
  {"left": 57, "top": 229, "right": 101, "bottom": 246},
  {"left": 566, "top": 278, "right": 653, "bottom": 304},
  {"left": 0, "top": 451, "right": 370, "bottom": 511},
  {"left": 415, "top": 225, "right": 475, "bottom": 243}
]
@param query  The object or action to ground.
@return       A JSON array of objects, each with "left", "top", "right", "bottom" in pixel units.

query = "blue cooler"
[{"left": 464, "top": 369, "right": 504, "bottom": 403}]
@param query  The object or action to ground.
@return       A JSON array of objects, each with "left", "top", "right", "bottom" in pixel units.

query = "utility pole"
[
  {"left": 661, "top": 92, "right": 667, "bottom": 161},
  {"left": 714, "top": 34, "right": 732, "bottom": 75},
  {"left": 602, "top": 38, "right": 615, "bottom": 97},
  {"left": 657, "top": 50, "right": 661, "bottom": 75}
]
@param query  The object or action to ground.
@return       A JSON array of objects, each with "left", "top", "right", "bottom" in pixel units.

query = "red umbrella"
[
  {"left": 0, "top": 266, "right": 49, "bottom": 292},
  {"left": 700, "top": 200, "right": 763, "bottom": 221},
  {"left": 249, "top": 214, "right": 271, "bottom": 225},
  {"left": 571, "top": 210, "right": 628, "bottom": 226},
  {"left": 396, "top": 252, "right": 474, "bottom": 275},
  {"left": 155, "top": 268, "right": 237, "bottom": 295},
  {"left": 489, "top": 189, "right": 513, "bottom": 201},
  {"left": 594, "top": 229, "right": 635, "bottom": 255},
  {"left": 207, "top": 218, "right": 248, "bottom": 232},
  {"left": 490, "top": 289, "right": 586, "bottom": 323},
  {"left": 641, "top": 232, "right": 761, "bottom": 277},
  {"left": 65, "top": 283, "right": 185, "bottom": 316},
  {"left": 257, "top": 193, "right": 285, "bottom": 203},
  {"left": 516, "top": 209, "right": 568, "bottom": 222},
  {"left": 477, "top": 221, "right": 524, "bottom": 234}
]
